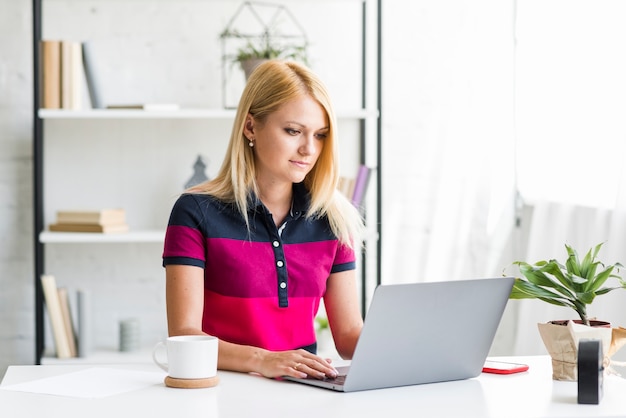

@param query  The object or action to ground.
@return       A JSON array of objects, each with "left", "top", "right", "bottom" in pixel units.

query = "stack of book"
[{"left": 49, "top": 208, "right": 129, "bottom": 233}]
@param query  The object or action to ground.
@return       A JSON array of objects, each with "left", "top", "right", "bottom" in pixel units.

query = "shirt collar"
[{"left": 248, "top": 182, "right": 309, "bottom": 220}]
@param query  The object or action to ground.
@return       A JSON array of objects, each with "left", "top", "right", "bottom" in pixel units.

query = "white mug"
[{"left": 152, "top": 335, "right": 218, "bottom": 379}]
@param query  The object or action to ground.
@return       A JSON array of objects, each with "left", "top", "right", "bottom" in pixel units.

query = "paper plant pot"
[{"left": 537, "top": 320, "right": 612, "bottom": 381}]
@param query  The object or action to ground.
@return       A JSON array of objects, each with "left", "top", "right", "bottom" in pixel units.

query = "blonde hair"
[{"left": 189, "top": 60, "right": 363, "bottom": 247}]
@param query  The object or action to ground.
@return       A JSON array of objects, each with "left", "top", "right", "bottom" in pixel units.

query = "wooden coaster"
[{"left": 164, "top": 375, "right": 219, "bottom": 389}]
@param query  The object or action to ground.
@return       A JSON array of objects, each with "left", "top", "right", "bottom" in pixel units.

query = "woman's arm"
[
  {"left": 165, "top": 264, "right": 338, "bottom": 379},
  {"left": 324, "top": 269, "right": 364, "bottom": 359},
  {"left": 165, "top": 264, "right": 206, "bottom": 337}
]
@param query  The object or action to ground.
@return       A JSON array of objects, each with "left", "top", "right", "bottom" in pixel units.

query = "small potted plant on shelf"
[
  {"left": 221, "top": 29, "right": 309, "bottom": 79},
  {"left": 505, "top": 242, "right": 626, "bottom": 380},
  {"left": 218, "top": 1, "right": 310, "bottom": 108}
]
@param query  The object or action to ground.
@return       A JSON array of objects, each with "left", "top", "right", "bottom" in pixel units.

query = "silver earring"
[{"left": 248, "top": 141, "right": 254, "bottom": 147}]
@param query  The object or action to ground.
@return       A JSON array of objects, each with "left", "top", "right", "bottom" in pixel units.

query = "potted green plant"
[
  {"left": 221, "top": 29, "right": 309, "bottom": 79},
  {"left": 506, "top": 242, "right": 626, "bottom": 380},
  {"left": 509, "top": 242, "right": 625, "bottom": 326}
]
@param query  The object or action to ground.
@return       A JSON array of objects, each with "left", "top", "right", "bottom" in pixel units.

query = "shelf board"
[
  {"left": 40, "top": 229, "right": 164, "bottom": 243},
  {"left": 38, "top": 108, "right": 378, "bottom": 120},
  {"left": 39, "top": 108, "right": 235, "bottom": 119}
]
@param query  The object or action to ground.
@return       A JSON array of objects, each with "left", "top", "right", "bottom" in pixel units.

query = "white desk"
[{"left": 2, "top": 356, "right": 625, "bottom": 417}]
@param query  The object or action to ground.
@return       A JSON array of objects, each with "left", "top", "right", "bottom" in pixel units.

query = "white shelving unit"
[{"left": 32, "top": 0, "right": 381, "bottom": 365}]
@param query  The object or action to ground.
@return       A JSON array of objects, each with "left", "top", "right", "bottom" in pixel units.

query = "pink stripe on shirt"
[{"left": 202, "top": 288, "right": 320, "bottom": 351}]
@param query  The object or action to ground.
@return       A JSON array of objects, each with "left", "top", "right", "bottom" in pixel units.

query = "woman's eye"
[
  {"left": 285, "top": 128, "right": 300, "bottom": 135},
  {"left": 316, "top": 132, "right": 328, "bottom": 140}
]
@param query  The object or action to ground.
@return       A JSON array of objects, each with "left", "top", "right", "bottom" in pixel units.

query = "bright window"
[{"left": 515, "top": 0, "right": 626, "bottom": 209}]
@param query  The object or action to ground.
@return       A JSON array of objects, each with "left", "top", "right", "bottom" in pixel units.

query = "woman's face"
[{"left": 246, "top": 95, "right": 328, "bottom": 188}]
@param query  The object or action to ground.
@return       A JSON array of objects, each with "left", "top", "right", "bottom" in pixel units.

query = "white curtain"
[{"left": 381, "top": 0, "right": 517, "bottom": 286}]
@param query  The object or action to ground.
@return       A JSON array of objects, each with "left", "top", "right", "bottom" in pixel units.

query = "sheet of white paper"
[{"left": 0, "top": 367, "right": 165, "bottom": 398}]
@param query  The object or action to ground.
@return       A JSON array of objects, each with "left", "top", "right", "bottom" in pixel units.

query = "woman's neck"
[{"left": 258, "top": 182, "right": 293, "bottom": 226}]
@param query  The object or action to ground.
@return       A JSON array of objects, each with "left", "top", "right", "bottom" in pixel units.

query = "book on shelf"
[
  {"left": 61, "top": 40, "right": 82, "bottom": 110},
  {"left": 338, "top": 165, "right": 372, "bottom": 208},
  {"left": 57, "top": 287, "right": 78, "bottom": 357},
  {"left": 351, "top": 164, "right": 372, "bottom": 208},
  {"left": 81, "top": 40, "right": 103, "bottom": 109},
  {"left": 338, "top": 176, "right": 356, "bottom": 200},
  {"left": 41, "top": 275, "right": 73, "bottom": 359},
  {"left": 106, "top": 103, "right": 180, "bottom": 111},
  {"left": 40, "top": 40, "right": 61, "bottom": 109},
  {"left": 56, "top": 208, "right": 126, "bottom": 225},
  {"left": 49, "top": 222, "right": 130, "bottom": 233},
  {"left": 77, "top": 289, "right": 93, "bottom": 358}
]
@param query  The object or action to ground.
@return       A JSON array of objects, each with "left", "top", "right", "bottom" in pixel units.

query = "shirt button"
[
  {"left": 280, "top": 282, "right": 287, "bottom": 289},
  {"left": 273, "top": 240, "right": 280, "bottom": 247},
  {"left": 277, "top": 260, "right": 284, "bottom": 268}
]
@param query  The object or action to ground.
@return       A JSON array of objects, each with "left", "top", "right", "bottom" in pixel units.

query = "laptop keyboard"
[{"left": 321, "top": 373, "right": 347, "bottom": 385}]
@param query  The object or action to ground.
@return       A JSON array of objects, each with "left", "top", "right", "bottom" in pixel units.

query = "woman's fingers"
[
  {"left": 262, "top": 350, "right": 338, "bottom": 379},
  {"left": 294, "top": 352, "right": 338, "bottom": 379}
]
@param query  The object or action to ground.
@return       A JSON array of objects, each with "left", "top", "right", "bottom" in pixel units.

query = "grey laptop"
[{"left": 283, "top": 277, "right": 514, "bottom": 392}]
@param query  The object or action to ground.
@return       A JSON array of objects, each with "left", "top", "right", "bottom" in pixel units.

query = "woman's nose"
[{"left": 299, "top": 135, "right": 315, "bottom": 155}]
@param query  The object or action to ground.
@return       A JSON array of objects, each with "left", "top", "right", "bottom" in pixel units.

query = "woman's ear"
[{"left": 243, "top": 113, "right": 255, "bottom": 137}]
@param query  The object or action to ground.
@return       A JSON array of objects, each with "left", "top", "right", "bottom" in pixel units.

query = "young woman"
[{"left": 163, "top": 60, "right": 364, "bottom": 380}]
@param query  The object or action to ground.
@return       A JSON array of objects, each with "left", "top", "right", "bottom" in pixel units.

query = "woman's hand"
[{"left": 257, "top": 348, "right": 338, "bottom": 380}]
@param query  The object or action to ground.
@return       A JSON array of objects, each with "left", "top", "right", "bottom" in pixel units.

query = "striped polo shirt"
[{"left": 162, "top": 182, "right": 356, "bottom": 353}]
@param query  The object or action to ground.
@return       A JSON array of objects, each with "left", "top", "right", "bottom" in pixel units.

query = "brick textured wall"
[{"left": 0, "top": 0, "right": 37, "bottom": 377}]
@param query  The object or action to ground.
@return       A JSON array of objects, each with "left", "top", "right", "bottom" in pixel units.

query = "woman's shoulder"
[
  {"left": 169, "top": 192, "right": 239, "bottom": 227},
  {"left": 179, "top": 190, "right": 232, "bottom": 203},
  {"left": 173, "top": 192, "right": 233, "bottom": 213}
]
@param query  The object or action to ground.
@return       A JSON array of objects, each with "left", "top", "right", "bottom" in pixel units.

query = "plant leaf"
[
  {"left": 586, "top": 265, "right": 614, "bottom": 293},
  {"left": 575, "top": 290, "right": 596, "bottom": 305},
  {"left": 510, "top": 278, "right": 571, "bottom": 302},
  {"left": 530, "top": 262, "right": 577, "bottom": 298},
  {"left": 565, "top": 244, "right": 582, "bottom": 277},
  {"left": 578, "top": 245, "right": 595, "bottom": 279}
]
